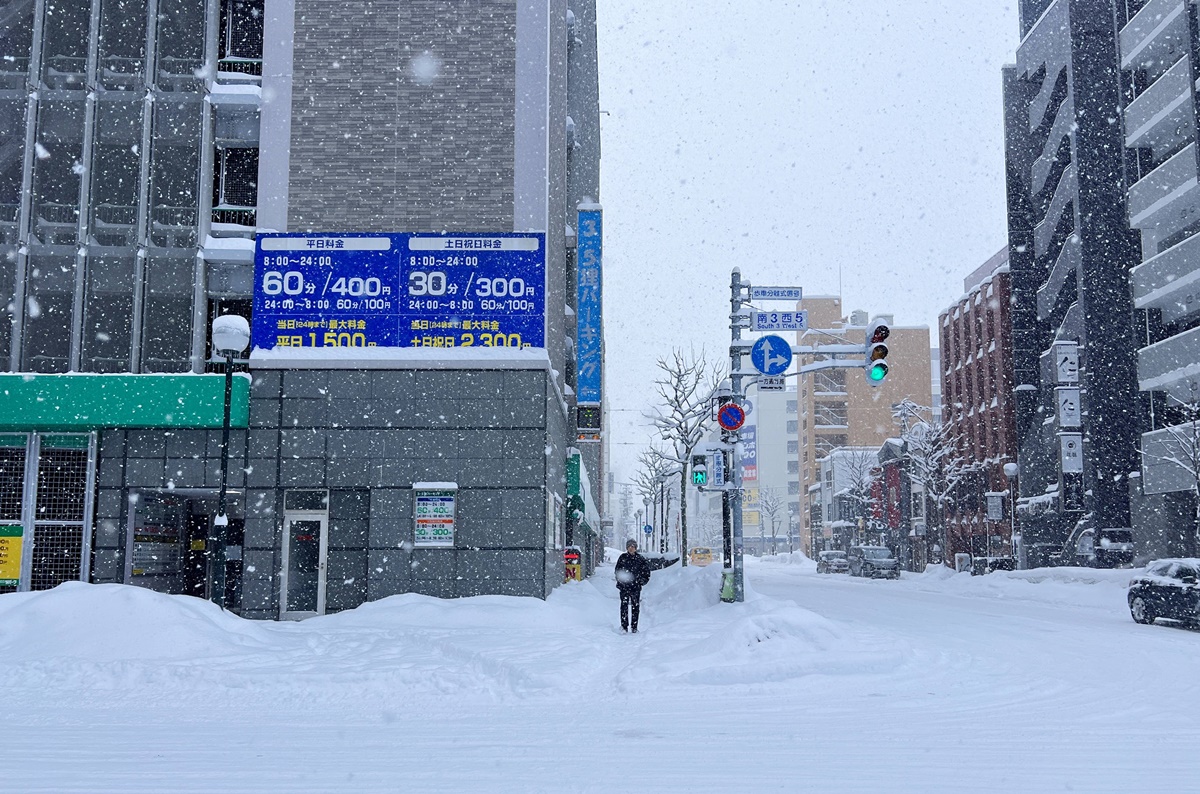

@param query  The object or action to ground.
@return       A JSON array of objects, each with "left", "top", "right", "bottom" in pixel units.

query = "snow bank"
[
  {"left": 752, "top": 550, "right": 818, "bottom": 571},
  {"left": 907, "top": 564, "right": 1135, "bottom": 611}
]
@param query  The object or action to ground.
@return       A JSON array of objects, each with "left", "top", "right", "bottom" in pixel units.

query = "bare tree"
[
  {"left": 838, "top": 448, "right": 880, "bottom": 544},
  {"left": 893, "top": 400, "right": 967, "bottom": 561},
  {"left": 1140, "top": 396, "right": 1200, "bottom": 556},
  {"left": 758, "top": 486, "right": 785, "bottom": 554},
  {"left": 646, "top": 349, "right": 718, "bottom": 564},
  {"left": 633, "top": 446, "right": 672, "bottom": 550}
]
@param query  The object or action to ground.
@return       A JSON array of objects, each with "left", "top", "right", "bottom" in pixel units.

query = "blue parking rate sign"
[
  {"left": 253, "top": 233, "right": 546, "bottom": 351},
  {"left": 750, "top": 335, "right": 792, "bottom": 376}
]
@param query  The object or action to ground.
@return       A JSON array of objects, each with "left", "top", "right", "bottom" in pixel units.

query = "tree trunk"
[{"left": 679, "top": 471, "right": 688, "bottom": 566}]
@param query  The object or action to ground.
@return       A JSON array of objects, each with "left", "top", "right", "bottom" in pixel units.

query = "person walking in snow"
[{"left": 615, "top": 539, "right": 652, "bottom": 633}]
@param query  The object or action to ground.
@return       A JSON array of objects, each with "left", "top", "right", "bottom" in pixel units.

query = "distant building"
[
  {"left": 742, "top": 383, "right": 799, "bottom": 555},
  {"left": 794, "top": 297, "right": 932, "bottom": 555},
  {"left": 1002, "top": 0, "right": 1144, "bottom": 566},
  {"left": 939, "top": 247, "right": 1018, "bottom": 564}
]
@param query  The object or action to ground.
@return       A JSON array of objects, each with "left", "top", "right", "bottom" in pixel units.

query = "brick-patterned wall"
[{"left": 288, "top": 0, "right": 516, "bottom": 232}]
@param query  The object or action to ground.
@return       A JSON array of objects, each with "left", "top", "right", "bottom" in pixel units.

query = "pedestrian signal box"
[{"left": 691, "top": 454, "right": 708, "bottom": 486}]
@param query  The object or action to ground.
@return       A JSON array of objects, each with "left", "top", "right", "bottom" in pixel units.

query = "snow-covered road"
[{"left": 3, "top": 556, "right": 1198, "bottom": 792}]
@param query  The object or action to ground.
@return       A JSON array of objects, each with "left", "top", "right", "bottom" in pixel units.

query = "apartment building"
[
  {"left": 1118, "top": 0, "right": 1200, "bottom": 557},
  {"left": 0, "top": 1, "right": 605, "bottom": 611},
  {"left": 1002, "top": 0, "right": 1144, "bottom": 566},
  {"left": 939, "top": 248, "right": 1018, "bottom": 562},
  {"left": 795, "top": 297, "right": 932, "bottom": 555},
  {"left": 741, "top": 382, "right": 799, "bottom": 555}
]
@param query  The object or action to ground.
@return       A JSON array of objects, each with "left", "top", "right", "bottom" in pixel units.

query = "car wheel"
[{"left": 1130, "top": 596, "right": 1155, "bottom": 625}]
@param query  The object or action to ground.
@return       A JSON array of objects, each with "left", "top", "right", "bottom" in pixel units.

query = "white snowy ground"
[{"left": 2, "top": 554, "right": 1198, "bottom": 793}]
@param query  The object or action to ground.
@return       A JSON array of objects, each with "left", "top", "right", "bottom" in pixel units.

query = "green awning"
[
  {"left": 0, "top": 373, "right": 250, "bottom": 431},
  {"left": 566, "top": 451, "right": 601, "bottom": 535}
]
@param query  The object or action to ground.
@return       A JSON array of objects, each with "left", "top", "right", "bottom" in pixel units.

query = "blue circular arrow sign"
[
  {"left": 643, "top": 524, "right": 653, "bottom": 535},
  {"left": 717, "top": 403, "right": 747, "bottom": 431},
  {"left": 750, "top": 335, "right": 793, "bottom": 376}
]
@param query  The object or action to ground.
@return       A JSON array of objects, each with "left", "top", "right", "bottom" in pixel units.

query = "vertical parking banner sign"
[{"left": 576, "top": 207, "right": 603, "bottom": 404}]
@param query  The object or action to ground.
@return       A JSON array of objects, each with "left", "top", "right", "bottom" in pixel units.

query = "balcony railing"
[
  {"left": 1128, "top": 142, "right": 1198, "bottom": 227},
  {"left": 1132, "top": 227, "right": 1200, "bottom": 321},
  {"left": 1138, "top": 322, "right": 1200, "bottom": 392},
  {"left": 1121, "top": 0, "right": 1187, "bottom": 71},
  {"left": 1125, "top": 53, "right": 1191, "bottom": 150},
  {"left": 217, "top": 57, "right": 263, "bottom": 78}
]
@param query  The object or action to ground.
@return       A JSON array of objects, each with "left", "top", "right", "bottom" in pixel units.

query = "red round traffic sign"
[{"left": 717, "top": 403, "right": 746, "bottom": 431}]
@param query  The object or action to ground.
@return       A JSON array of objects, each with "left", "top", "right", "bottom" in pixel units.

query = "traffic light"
[
  {"left": 691, "top": 454, "right": 709, "bottom": 486},
  {"left": 864, "top": 317, "right": 891, "bottom": 386}
]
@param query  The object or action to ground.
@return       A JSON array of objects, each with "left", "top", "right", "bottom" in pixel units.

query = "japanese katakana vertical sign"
[{"left": 576, "top": 206, "right": 603, "bottom": 405}]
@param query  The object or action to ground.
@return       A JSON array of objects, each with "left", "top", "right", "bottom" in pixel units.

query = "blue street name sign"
[
  {"left": 751, "top": 310, "right": 807, "bottom": 332},
  {"left": 750, "top": 335, "right": 792, "bottom": 376},
  {"left": 253, "top": 233, "right": 546, "bottom": 351}
]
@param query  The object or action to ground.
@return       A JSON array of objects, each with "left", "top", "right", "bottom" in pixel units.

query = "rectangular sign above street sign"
[
  {"left": 751, "top": 310, "right": 807, "bottom": 332},
  {"left": 757, "top": 376, "right": 786, "bottom": 392},
  {"left": 750, "top": 286, "right": 802, "bottom": 301}
]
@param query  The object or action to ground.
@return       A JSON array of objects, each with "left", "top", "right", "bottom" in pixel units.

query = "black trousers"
[{"left": 620, "top": 588, "right": 641, "bottom": 630}]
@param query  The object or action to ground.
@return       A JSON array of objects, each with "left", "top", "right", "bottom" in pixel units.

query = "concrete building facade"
[
  {"left": 0, "top": 1, "right": 606, "bottom": 613},
  {"left": 1119, "top": 0, "right": 1200, "bottom": 557},
  {"left": 1003, "top": 0, "right": 1145, "bottom": 566}
]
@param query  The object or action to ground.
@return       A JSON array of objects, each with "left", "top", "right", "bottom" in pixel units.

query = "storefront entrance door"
[{"left": 280, "top": 513, "right": 327, "bottom": 619}]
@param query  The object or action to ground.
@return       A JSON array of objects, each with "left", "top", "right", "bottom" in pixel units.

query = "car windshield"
[
  {"left": 822, "top": 552, "right": 846, "bottom": 560},
  {"left": 863, "top": 548, "right": 892, "bottom": 559}
]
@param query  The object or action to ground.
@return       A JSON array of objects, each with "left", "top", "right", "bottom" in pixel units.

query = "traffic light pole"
[{"left": 729, "top": 268, "right": 747, "bottom": 603}]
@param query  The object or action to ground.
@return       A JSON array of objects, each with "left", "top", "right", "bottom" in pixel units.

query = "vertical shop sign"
[{"left": 576, "top": 206, "right": 603, "bottom": 405}]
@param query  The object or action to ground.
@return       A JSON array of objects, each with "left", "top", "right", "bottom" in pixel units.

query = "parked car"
[
  {"left": 1128, "top": 559, "right": 1200, "bottom": 626},
  {"left": 688, "top": 547, "right": 715, "bottom": 567},
  {"left": 816, "top": 550, "right": 849, "bottom": 574},
  {"left": 848, "top": 545, "right": 900, "bottom": 579}
]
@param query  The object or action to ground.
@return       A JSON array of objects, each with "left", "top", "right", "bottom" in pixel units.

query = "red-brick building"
[{"left": 939, "top": 247, "right": 1018, "bottom": 563}]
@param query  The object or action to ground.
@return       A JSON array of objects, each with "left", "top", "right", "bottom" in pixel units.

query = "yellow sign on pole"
[{"left": 0, "top": 525, "right": 22, "bottom": 588}]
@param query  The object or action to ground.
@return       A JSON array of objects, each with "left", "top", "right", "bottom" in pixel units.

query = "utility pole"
[{"left": 729, "top": 268, "right": 747, "bottom": 602}]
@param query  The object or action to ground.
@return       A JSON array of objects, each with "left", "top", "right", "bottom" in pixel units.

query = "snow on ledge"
[
  {"left": 413, "top": 482, "right": 458, "bottom": 490},
  {"left": 250, "top": 345, "right": 551, "bottom": 370}
]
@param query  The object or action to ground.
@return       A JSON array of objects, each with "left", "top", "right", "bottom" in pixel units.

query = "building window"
[
  {"left": 787, "top": 460, "right": 799, "bottom": 474},
  {"left": 786, "top": 420, "right": 798, "bottom": 434},
  {"left": 787, "top": 440, "right": 798, "bottom": 454},
  {"left": 786, "top": 400, "right": 798, "bottom": 414},
  {"left": 788, "top": 482, "right": 800, "bottom": 495}
]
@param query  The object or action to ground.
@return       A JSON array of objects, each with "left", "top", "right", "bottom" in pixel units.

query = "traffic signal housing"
[
  {"left": 864, "top": 317, "right": 891, "bottom": 386},
  {"left": 691, "top": 454, "right": 709, "bottom": 486}
]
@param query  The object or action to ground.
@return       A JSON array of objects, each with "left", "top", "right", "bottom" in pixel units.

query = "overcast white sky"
[{"left": 597, "top": 1, "right": 1020, "bottom": 487}]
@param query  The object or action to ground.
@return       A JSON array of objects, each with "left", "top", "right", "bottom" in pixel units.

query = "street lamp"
[
  {"left": 211, "top": 314, "right": 250, "bottom": 609},
  {"left": 1003, "top": 462, "right": 1021, "bottom": 569}
]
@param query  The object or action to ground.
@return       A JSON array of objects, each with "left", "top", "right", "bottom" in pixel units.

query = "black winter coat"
[{"left": 615, "top": 552, "right": 651, "bottom": 593}]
